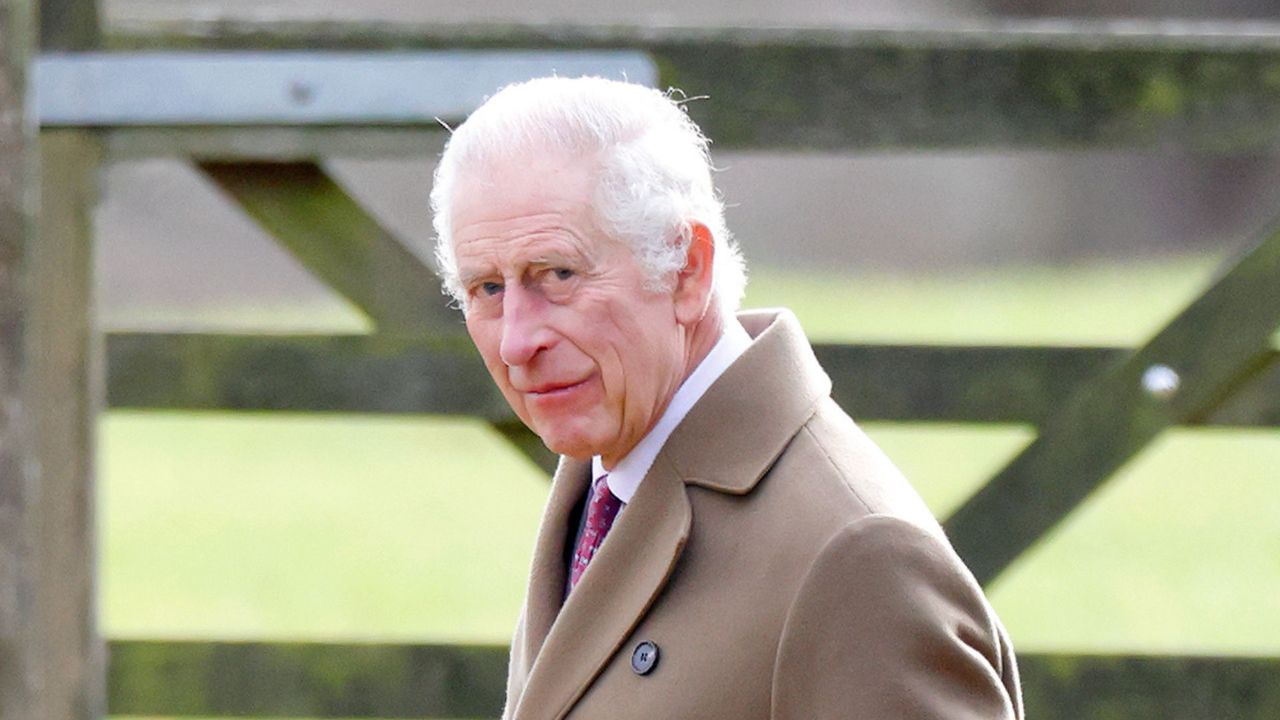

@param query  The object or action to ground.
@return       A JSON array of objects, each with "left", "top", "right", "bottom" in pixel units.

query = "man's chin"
[{"left": 531, "top": 427, "right": 603, "bottom": 461}]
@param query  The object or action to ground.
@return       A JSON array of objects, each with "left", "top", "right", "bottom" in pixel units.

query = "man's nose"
[{"left": 499, "top": 286, "right": 552, "bottom": 367}]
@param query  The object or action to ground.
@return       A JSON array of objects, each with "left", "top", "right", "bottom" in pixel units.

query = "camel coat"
[{"left": 502, "top": 309, "right": 1024, "bottom": 719}]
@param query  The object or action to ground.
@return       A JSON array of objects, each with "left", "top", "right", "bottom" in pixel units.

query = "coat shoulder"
[
  {"left": 771, "top": 514, "right": 1024, "bottom": 719},
  {"left": 766, "top": 396, "right": 942, "bottom": 536}
]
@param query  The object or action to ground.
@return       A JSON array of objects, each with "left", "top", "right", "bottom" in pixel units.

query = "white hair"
[{"left": 430, "top": 76, "right": 747, "bottom": 315}]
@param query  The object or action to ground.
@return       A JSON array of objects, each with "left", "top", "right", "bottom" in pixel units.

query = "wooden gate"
[{"left": 10, "top": 7, "right": 1280, "bottom": 718}]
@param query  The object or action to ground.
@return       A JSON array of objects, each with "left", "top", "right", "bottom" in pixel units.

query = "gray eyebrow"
[
  {"left": 456, "top": 267, "right": 497, "bottom": 289},
  {"left": 454, "top": 241, "right": 593, "bottom": 289}
]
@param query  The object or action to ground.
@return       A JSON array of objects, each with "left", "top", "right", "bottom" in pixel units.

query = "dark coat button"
[{"left": 631, "top": 640, "right": 660, "bottom": 675}]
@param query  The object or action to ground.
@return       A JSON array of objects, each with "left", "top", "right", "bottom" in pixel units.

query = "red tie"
[{"left": 568, "top": 474, "right": 623, "bottom": 592}]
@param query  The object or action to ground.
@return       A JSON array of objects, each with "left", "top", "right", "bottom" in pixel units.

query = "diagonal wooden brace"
[
  {"left": 197, "top": 160, "right": 466, "bottom": 339},
  {"left": 946, "top": 218, "right": 1280, "bottom": 586}
]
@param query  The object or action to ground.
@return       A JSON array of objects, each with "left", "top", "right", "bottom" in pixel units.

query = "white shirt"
[{"left": 591, "top": 318, "right": 753, "bottom": 504}]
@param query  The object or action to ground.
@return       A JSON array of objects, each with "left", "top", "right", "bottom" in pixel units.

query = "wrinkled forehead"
[{"left": 449, "top": 151, "right": 603, "bottom": 235}]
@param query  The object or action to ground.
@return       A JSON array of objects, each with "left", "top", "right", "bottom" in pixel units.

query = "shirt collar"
[{"left": 592, "top": 317, "right": 753, "bottom": 503}]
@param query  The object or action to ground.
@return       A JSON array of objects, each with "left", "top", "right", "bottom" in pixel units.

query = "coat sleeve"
[{"left": 771, "top": 514, "right": 1024, "bottom": 719}]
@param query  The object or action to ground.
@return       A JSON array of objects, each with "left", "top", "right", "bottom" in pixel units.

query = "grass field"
[{"left": 101, "top": 252, "right": 1280, "bottom": 663}]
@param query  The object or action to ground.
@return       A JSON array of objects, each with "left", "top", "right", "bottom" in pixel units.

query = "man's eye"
[
  {"left": 552, "top": 268, "right": 574, "bottom": 281},
  {"left": 479, "top": 281, "right": 503, "bottom": 297}
]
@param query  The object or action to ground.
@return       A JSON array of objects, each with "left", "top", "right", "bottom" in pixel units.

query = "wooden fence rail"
[
  {"left": 102, "top": 18, "right": 1280, "bottom": 154},
  {"left": 105, "top": 335, "right": 1280, "bottom": 429},
  {"left": 106, "top": 640, "right": 1280, "bottom": 720}
]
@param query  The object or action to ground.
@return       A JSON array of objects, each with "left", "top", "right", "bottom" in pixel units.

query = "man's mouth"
[{"left": 525, "top": 377, "right": 591, "bottom": 396}]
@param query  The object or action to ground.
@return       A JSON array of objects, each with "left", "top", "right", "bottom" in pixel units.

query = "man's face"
[{"left": 450, "top": 154, "right": 689, "bottom": 466}]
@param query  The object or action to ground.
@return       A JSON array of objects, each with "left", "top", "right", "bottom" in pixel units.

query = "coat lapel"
[
  {"left": 517, "top": 455, "right": 593, "bottom": 673},
  {"left": 510, "top": 309, "right": 827, "bottom": 720},
  {"left": 513, "top": 454, "right": 691, "bottom": 720},
  {"left": 662, "top": 309, "right": 831, "bottom": 494}
]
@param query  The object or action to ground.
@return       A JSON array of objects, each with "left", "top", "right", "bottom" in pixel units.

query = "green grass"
[
  {"left": 745, "top": 253, "right": 1225, "bottom": 345},
  {"left": 866, "top": 423, "right": 1280, "bottom": 655},
  {"left": 100, "top": 252, "right": 1280, "bottom": 659},
  {"left": 989, "top": 426, "right": 1280, "bottom": 655},
  {"left": 101, "top": 412, "right": 548, "bottom": 644}
]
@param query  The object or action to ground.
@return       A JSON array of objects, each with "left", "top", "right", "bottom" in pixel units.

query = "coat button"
[{"left": 631, "top": 640, "right": 659, "bottom": 675}]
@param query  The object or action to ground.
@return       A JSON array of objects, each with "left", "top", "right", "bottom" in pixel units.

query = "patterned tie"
[{"left": 568, "top": 474, "right": 623, "bottom": 592}]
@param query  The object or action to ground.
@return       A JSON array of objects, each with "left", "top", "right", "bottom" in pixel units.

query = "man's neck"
[
  {"left": 682, "top": 307, "right": 726, "bottom": 384},
  {"left": 593, "top": 312, "right": 752, "bottom": 502}
]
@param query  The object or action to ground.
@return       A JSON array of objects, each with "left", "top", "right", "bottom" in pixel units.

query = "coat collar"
[
  {"left": 662, "top": 309, "right": 831, "bottom": 495},
  {"left": 511, "top": 309, "right": 830, "bottom": 720}
]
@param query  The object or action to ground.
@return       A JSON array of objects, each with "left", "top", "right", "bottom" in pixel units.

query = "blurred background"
[{"left": 78, "top": 0, "right": 1280, "bottom": 718}]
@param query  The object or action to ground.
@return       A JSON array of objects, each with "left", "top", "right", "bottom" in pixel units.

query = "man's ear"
[{"left": 673, "top": 221, "right": 716, "bottom": 326}]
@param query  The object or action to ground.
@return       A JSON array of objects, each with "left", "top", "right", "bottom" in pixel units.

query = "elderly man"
[{"left": 430, "top": 76, "right": 1023, "bottom": 719}]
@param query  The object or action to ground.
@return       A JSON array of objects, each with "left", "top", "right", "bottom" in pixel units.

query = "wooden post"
[
  {"left": 0, "top": 0, "right": 104, "bottom": 716},
  {"left": 1, "top": 0, "right": 40, "bottom": 713},
  {"left": 0, "top": 0, "right": 45, "bottom": 713}
]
